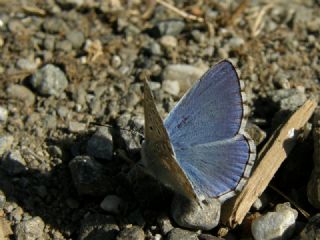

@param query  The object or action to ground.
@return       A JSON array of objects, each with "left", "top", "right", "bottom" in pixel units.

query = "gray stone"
[
  {"left": 299, "top": 213, "right": 320, "bottom": 240},
  {"left": 0, "top": 190, "right": 6, "bottom": 209},
  {"left": 68, "top": 121, "right": 86, "bottom": 133},
  {"left": 55, "top": 40, "right": 73, "bottom": 52},
  {"left": 155, "top": 20, "right": 185, "bottom": 36},
  {"left": 15, "top": 217, "right": 45, "bottom": 240},
  {"left": 2, "top": 150, "right": 27, "bottom": 175},
  {"left": 66, "top": 30, "right": 85, "bottom": 49},
  {"left": 30, "top": 64, "right": 68, "bottom": 97},
  {"left": 162, "top": 80, "right": 180, "bottom": 96},
  {"left": 270, "top": 89, "right": 306, "bottom": 111},
  {"left": 6, "top": 84, "right": 35, "bottom": 106},
  {"left": 79, "top": 214, "right": 119, "bottom": 240},
  {"left": 0, "top": 106, "right": 8, "bottom": 122},
  {"left": 160, "top": 35, "right": 178, "bottom": 48},
  {"left": 228, "top": 36, "right": 245, "bottom": 50},
  {"left": 166, "top": 228, "right": 198, "bottom": 240},
  {"left": 252, "top": 192, "right": 269, "bottom": 211},
  {"left": 0, "top": 135, "right": 14, "bottom": 156},
  {"left": 116, "top": 226, "right": 144, "bottom": 240},
  {"left": 157, "top": 215, "right": 173, "bottom": 235},
  {"left": 162, "top": 64, "right": 208, "bottom": 94},
  {"left": 171, "top": 195, "right": 221, "bottom": 230},
  {"left": 251, "top": 203, "right": 298, "bottom": 240},
  {"left": 16, "top": 58, "right": 37, "bottom": 71},
  {"left": 148, "top": 41, "right": 163, "bottom": 56},
  {"left": 42, "top": 17, "right": 68, "bottom": 34},
  {"left": 43, "top": 36, "right": 55, "bottom": 50},
  {"left": 100, "top": 195, "right": 125, "bottom": 214},
  {"left": 86, "top": 127, "right": 113, "bottom": 160},
  {"left": 69, "top": 156, "right": 114, "bottom": 196}
]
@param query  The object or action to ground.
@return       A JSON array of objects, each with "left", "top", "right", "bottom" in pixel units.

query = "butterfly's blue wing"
[
  {"left": 174, "top": 135, "right": 254, "bottom": 199},
  {"left": 164, "top": 60, "right": 255, "bottom": 199},
  {"left": 165, "top": 60, "right": 246, "bottom": 147}
]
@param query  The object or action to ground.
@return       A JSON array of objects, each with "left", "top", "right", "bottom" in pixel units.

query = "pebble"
[
  {"left": 66, "top": 30, "right": 85, "bottom": 49},
  {"left": 86, "top": 127, "right": 113, "bottom": 160},
  {"left": 245, "top": 122, "right": 267, "bottom": 146},
  {"left": 6, "top": 84, "right": 35, "bottom": 107},
  {"left": 159, "top": 35, "right": 178, "bottom": 48},
  {"left": 100, "top": 195, "right": 125, "bottom": 214},
  {"left": 270, "top": 89, "right": 306, "bottom": 111},
  {"left": 0, "top": 190, "right": 6, "bottom": 209},
  {"left": 0, "top": 106, "right": 8, "bottom": 122},
  {"left": 166, "top": 228, "right": 198, "bottom": 240},
  {"left": 55, "top": 39, "right": 73, "bottom": 52},
  {"left": 162, "top": 79, "right": 180, "bottom": 96},
  {"left": 171, "top": 195, "right": 221, "bottom": 230},
  {"left": 0, "top": 135, "right": 14, "bottom": 156},
  {"left": 299, "top": 213, "right": 320, "bottom": 239},
  {"left": 148, "top": 41, "right": 163, "bottom": 56},
  {"left": 30, "top": 64, "right": 68, "bottom": 97},
  {"left": 116, "top": 226, "right": 145, "bottom": 240},
  {"left": 154, "top": 20, "right": 185, "bottom": 36},
  {"left": 111, "top": 55, "right": 122, "bottom": 68},
  {"left": 69, "top": 155, "right": 114, "bottom": 196},
  {"left": 14, "top": 217, "right": 45, "bottom": 240},
  {"left": 1, "top": 150, "right": 27, "bottom": 175},
  {"left": 79, "top": 214, "right": 119, "bottom": 240},
  {"left": 251, "top": 203, "right": 298, "bottom": 240},
  {"left": 42, "top": 17, "right": 68, "bottom": 34},
  {"left": 68, "top": 121, "right": 86, "bottom": 133},
  {"left": 162, "top": 64, "right": 207, "bottom": 94},
  {"left": 228, "top": 36, "right": 245, "bottom": 50},
  {"left": 157, "top": 215, "right": 173, "bottom": 235},
  {"left": 16, "top": 58, "right": 38, "bottom": 71}
]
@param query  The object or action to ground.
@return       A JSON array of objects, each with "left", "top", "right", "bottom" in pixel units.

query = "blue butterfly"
[{"left": 141, "top": 60, "right": 256, "bottom": 202}]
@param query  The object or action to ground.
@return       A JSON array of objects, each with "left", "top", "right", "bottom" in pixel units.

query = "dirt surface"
[{"left": 0, "top": 0, "right": 320, "bottom": 239}]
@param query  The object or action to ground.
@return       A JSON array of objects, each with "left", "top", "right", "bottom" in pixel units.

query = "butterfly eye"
[{"left": 149, "top": 126, "right": 153, "bottom": 130}]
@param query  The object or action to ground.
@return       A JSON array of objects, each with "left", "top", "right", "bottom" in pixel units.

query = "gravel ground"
[{"left": 0, "top": 0, "right": 320, "bottom": 239}]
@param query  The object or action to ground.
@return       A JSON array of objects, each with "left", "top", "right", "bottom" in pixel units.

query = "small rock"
[
  {"left": 111, "top": 55, "right": 122, "bottom": 68},
  {"left": 157, "top": 215, "right": 173, "bottom": 235},
  {"left": 0, "top": 106, "right": 8, "bottom": 122},
  {"left": 299, "top": 213, "right": 320, "bottom": 239},
  {"left": 118, "top": 129, "right": 141, "bottom": 153},
  {"left": 30, "top": 64, "right": 68, "bottom": 97},
  {"left": 155, "top": 20, "right": 185, "bottom": 36},
  {"left": 159, "top": 35, "right": 178, "bottom": 48},
  {"left": 42, "top": 17, "right": 68, "bottom": 34},
  {"left": 251, "top": 203, "right": 298, "bottom": 240},
  {"left": 86, "top": 127, "right": 113, "bottom": 160},
  {"left": 162, "top": 79, "right": 180, "bottom": 96},
  {"left": 198, "top": 234, "right": 222, "bottom": 240},
  {"left": 252, "top": 192, "right": 269, "bottom": 211},
  {"left": 0, "top": 135, "right": 14, "bottom": 156},
  {"left": 16, "top": 58, "right": 37, "bottom": 71},
  {"left": 69, "top": 155, "right": 114, "bottom": 196},
  {"left": 245, "top": 122, "right": 267, "bottom": 146},
  {"left": 0, "top": 190, "right": 6, "bottom": 209},
  {"left": 68, "top": 121, "right": 86, "bottom": 133},
  {"left": 6, "top": 84, "right": 35, "bottom": 107},
  {"left": 228, "top": 36, "right": 245, "bottom": 50},
  {"left": 66, "top": 30, "right": 85, "bottom": 49},
  {"left": 2, "top": 150, "right": 27, "bottom": 175},
  {"left": 15, "top": 217, "right": 45, "bottom": 240},
  {"left": 148, "top": 41, "right": 162, "bottom": 56},
  {"left": 162, "top": 64, "right": 208, "bottom": 94},
  {"left": 100, "top": 195, "right": 125, "bottom": 214},
  {"left": 167, "top": 228, "right": 198, "bottom": 240},
  {"left": 79, "top": 214, "right": 119, "bottom": 240},
  {"left": 55, "top": 0, "right": 84, "bottom": 7},
  {"left": 171, "top": 195, "right": 221, "bottom": 230},
  {"left": 55, "top": 39, "right": 73, "bottom": 52},
  {"left": 270, "top": 89, "right": 306, "bottom": 111},
  {"left": 116, "top": 226, "right": 144, "bottom": 240}
]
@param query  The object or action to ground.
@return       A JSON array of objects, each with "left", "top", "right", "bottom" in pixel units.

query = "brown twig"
[
  {"left": 156, "top": 0, "right": 204, "bottom": 23},
  {"left": 221, "top": 99, "right": 317, "bottom": 228}
]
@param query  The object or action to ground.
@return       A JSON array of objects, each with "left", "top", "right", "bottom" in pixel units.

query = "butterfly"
[{"left": 141, "top": 60, "right": 256, "bottom": 202}]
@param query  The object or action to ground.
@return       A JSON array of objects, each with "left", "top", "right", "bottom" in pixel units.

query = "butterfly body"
[{"left": 142, "top": 60, "right": 256, "bottom": 202}]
